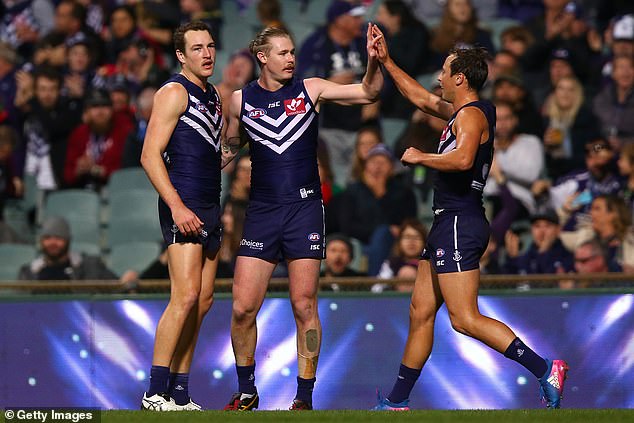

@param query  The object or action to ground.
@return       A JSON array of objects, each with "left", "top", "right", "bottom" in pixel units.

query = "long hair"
[
  {"left": 431, "top": 0, "right": 480, "bottom": 54},
  {"left": 545, "top": 76, "right": 584, "bottom": 128}
]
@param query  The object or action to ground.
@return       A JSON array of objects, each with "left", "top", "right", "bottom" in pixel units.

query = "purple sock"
[
  {"left": 148, "top": 365, "right": 170, "bottom": 396},
  {"left": 236, "top": 364, "right": 256, "bottom": 394},
  {"left": 387, "top": 364, "right": 421, "bottom": 403},
  {"left": 295, "top": 377, "right": 315, "bottom": 404},
  {"left": 504, "top": 337, "right": 548, "bottom": 378},
  {"left": 168, "top": 373, "right": 190, "bottom": 405}
]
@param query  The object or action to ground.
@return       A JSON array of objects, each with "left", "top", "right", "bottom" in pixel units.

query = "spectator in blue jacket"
[{"left": 504, "top": 208, "right": 574, "bottom": 275}]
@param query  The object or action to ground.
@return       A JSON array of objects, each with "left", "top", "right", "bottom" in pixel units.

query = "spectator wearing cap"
[
  {"left": 53, "top": 0, "right": 102, "bottom": 59},
  {"left": 63, "top": 36, "right": 98, "bottom": 101},
  {"left": 63, "top": 88, "right": 134, "bottom": 190},
  {"left": 297, "top": 0, "right": 374, "bottom": 187},
  {"left": 17, "top": 216, "right": 120, "bottom": 285},
  {"left": 492, "top": 72, "right": 544, "bottom": 137},
  {"left": 337, "top": 143, "right": 417, "bottom": 276},
  {"left": 600, "top": 14, "right": 634, "bottom": 81},
  {"left": 504, "top": 207, "right": 574, "bottom": 275},
  {"left": 18, "top": 66, "right": 82, "bottom": 191},
  {"left": 593, "top": 55, "right": 634, "bottom": 146}
]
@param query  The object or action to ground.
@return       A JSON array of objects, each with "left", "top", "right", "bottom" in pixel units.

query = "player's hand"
[
  {"left": 369, "top": 24, "right": 389, "bottom": 64},
  {"left": 504, "top": 230, "right": 520, "bottom": 258},
  {"left": 172, "top": 204, "right": 204, "bottom": 237},
  {"left": 401, "top": 147, "right": 424, "bottom": 165}
]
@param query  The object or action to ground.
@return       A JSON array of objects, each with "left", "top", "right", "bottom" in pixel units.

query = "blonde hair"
[
  {"left": 546, "top": 76, "right": 584, "bottom": 127},
  {"left": 249, "top": 26, "right": 292, "bottom": 67}
]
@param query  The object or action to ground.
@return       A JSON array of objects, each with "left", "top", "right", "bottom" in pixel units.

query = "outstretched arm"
[
  {"left": 221, "top": 90, "right": 248, "bottom": 168},
  {"left": 369, "top": 24, "right": 453, "bottom": 120},
  {"left": 140, "top": 83, "right": 203, "bottom": 236},
  {"left": 305, "top": 23, "right": 383, "bottom": 106},
  {"left": 401, "top": 107, "right": 486, "bottom": 171}
]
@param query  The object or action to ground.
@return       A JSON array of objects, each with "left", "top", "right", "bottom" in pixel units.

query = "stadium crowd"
[{"left": 1, "top": 0, "right": 634, "bottom": 288}]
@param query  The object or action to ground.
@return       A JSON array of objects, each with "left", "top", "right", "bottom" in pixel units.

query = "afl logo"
[
  {"left": 308, "top": 233, "right": 320, "bottom": 241},
  {"left": 196, "top": 102, "right": 209, "bottom": 113},
  {"left": 248, "top": 108, "right": 267, "bottom": 119},
  {"left": 436, "top": 248, "right": 445, "bottom": 258}
]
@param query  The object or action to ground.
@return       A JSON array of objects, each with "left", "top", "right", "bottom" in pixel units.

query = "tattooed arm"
[{"left": 221, "top": 90, "right": 247, "bottom": 169}]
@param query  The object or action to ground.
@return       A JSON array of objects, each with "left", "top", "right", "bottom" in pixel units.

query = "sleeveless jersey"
[
  {"left": 240, "top": 77, "right": 321, "bottom": 204},
  {"left": 432, "top": 100, "right": 495, "bottom": 214},
  {"left": 162, "top": 74, "right": 222, "bottom": 207}
]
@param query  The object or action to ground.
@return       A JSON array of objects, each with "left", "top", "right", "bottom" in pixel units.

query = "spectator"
[
  {"left": 0, "top": 0, "right": 55, "bottom": 58},
  {"left": 17, "top": 216, "right": 129, "bottom": 285},
  {"left": 104, "top": 5, "right": 139, "bottom": 63},
  {"left": 32, "top": 32, "right": 67, "bottom": 70},
  {"left": 593, "top": 55, "right": 634, "bottom": 147},
  {"left": 18, "top": 66, "right": 82, "bottom": 191},
  {"left": 429, "top": 0, "right": 495, "bottom": 69},
  {"left": 492, "top": 73, "right": 544, "bottom": 137},
  {"left": 317, "top": 140, "right": 341, "bottom": 206},
  {"left": 542, "top": 75, "right": 601, "bottom": 178},
  {"left": 504, "top": 208, "right": 574, "bottom": 275},
  {"left": 62, "top": 36, "right": 97, "bottom": 102},
  {"left": 500, "top": 25, "right": 536, "bottom": 59},
  {"left": 217, "top": 198, "right": 248, "bottom": 278},
  {"left": 599, "top": 14, "right": 634, "bottom": 82},
  {"left": 377, "top": 218, "right": 426, "bottom": 280},
  {"left": 0, "top": 125, "right": 23, "bottom": 243},
  {"left": 297, "top": 0, "right": 374, "bottom": 187},
  {"left": 224, "top": 154, "right": 252, "bottom": 205},
  {"left": 405, "top": 0, "right": 498, "bottom": 22},
  {"left": 485, "top": 100, "right": 544, "bottom": 243},
  {"left": 179, "top": 0, "right": 222, "bottom": 50},
  {"left": 350, "top": 124, "right": 382, "bottom": 183},
  {"left": 337, "top": 143, "right": 417, "bottom": 276},
  {"left": 563, "top": 238, "right": 611, "bottom": 289},
  {"left": 560, "top": 194, "right": 633, "bottom": 272},
  {"left": 53, "top": 0, "right": 101, "bottom": 59},
  {"left": 617, "top": 142, "right": 634, "bottom": 212},
  {"left": 63, "top": 88, "right": 134, "bottom": 190},
  {"left": 0, "top": 42, "right": 20, "bottom": 131},
  {"left": 256, "top": 0, "right": 289, "bottom": 34},
  {"left": 321, "top": 233, "right": 366, "bottom": 278},
  {"left": 374, "top": 0, "right": 430, "bottom": 117},
  {"left": 121, "top": 85, "right": 157, "bottom": 167},
  {"left": 215, "top": 49, "right": 257, "bottom": 116}
]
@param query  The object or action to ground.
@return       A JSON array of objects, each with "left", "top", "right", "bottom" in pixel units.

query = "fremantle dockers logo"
[
  {"left": 171, "top": 224, "right": 179, "bottom": 234},
  {"left": 453, "top": 250, "right": 462, "bottom": 261},
  {"left": 248, "top": 108, "right": 267, "bottom": 119},
  {"left": 284, "top": 98, "right": 306, "bottom": 116}
]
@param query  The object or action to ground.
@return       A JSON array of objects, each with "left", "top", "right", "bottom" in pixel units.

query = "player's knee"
[
  {"left": 199, "top": 293, "right": 214, "bottom": 315},
  {"left": 291, "top": 296, "right": 317, "bottom": 324},
  {"left": 172, "top": 289, "right": 200, "bottom": 312},
  {"left": 408, "top": 302, "right": 435, "bottom": 327},
  {"left": 232, "top": 302, "right": 258, "bottom": 325},
  {"left": 448, "top": 314, "right": 476, "bottom": 336}
]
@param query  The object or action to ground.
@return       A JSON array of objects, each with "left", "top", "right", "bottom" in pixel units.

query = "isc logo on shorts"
[
  {"left": 308, "top": 233, "right": 320, "bottom": 241},
  {"left": 284, "top": 98, "right": 306, "bottom": 116},
  {"left": 248, "top": 108, "right": 267, "bottom": 119}
]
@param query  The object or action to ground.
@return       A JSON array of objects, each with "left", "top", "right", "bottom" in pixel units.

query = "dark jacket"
[
  {"left": 505, "top": 238, "right": 574, "bottom": 274},
  {"left": 18, "top": 251, "right": 117, "bottom": 281}
]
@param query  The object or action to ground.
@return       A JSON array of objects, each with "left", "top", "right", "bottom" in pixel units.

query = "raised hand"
[{"left": 368, "top": 24, "right": 389, "bottom": 64}]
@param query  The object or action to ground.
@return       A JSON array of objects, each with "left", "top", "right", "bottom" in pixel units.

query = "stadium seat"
[
  {"left": 0, "top": 244, "right": 37, "bottom": 280},
  {"left": 107, "top": 241, "right": 161, "bottom": 277},
  {"left": 71, "top": 242, "right": 102, "bottom": 256},
  {"left": 105, "top": 189, "right": 161, "bottom": 247},
  {"left": 106, "top": 168, "right": 154, "bottom": 196},
  {"left": 381, "top": 118, "right": 409, "bottom": 149},
  {"left": 349, "top": 237, "right": 367, "bottom": 273},
  {"left": 43, "top": 190, "right": 101, "bottom": 224}
]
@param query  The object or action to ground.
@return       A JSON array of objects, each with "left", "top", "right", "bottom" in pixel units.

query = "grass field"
[{"left": 100, "top": 409, "right": 634, "bottom": 423}]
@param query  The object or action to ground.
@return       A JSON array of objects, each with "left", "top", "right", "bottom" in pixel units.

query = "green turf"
[{"left": 98, "top": 409, "right": 633, "bottom": 423}]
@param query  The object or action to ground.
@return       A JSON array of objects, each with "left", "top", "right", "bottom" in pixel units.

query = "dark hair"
[
  {"left": 173, "top": 21, "right": 213, "bottom": 55},
  {"left": 110, "top": 5, "right": 136, "bottom": 25},
  {"left": 249, "top": 26, "right": 292, "bottom": 67},
  {"left": 383, "top": 0, "right": 424, "bottom": 29},
  {"left": 34, "top": 66, "right": 63, "bottom": 86},
  {"left": 257, "top": 0, "right": 282, "bottom": 22},
  {"left": 448, "top": 46, "right": 489, "bottom": 92},
  {"left": 60, "top": 0, "right": 87, "bottom": 24}
]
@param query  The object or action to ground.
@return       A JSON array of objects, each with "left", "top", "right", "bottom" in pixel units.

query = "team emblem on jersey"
[
  {"left": 439, "top": 125, "right": 451, "bottom": 144},
  {"left": 308, "top": 233, "right": 320, "bottom": 241},
  {"left": 248, "top": 108, "right": 267, "bottom": 119},
  {"left": 215, "top": 102, "right": 222, "bottom": 116},
  {"left": 453, "top": 250, "right": 462, "bottom": 261},
  {"left": 196, "top": 101, "right": 209, "bottom": 113},
  {"left": 284, "top": 98, "right": 306, "bottom": 116},
  {"left": 436, "top": 248, "right": 445, "bottom": 258}
]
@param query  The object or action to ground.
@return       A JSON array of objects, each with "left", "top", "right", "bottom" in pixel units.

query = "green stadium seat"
[
  {"left": 107, "top": 241, "right": 161, "bottom": 277},
  {"left": 0, "top": 244, "right": 37, "bottom": 280},
  {"left": 107, "top": 168, "right": 154, "bottom": 195},
  {"left": 43, "top": 190, "right": 101, "bottom": 224},
  {"left": 381, "top": 118, "right": 409, "bottom": 149},
  {"left": 71, "top": 242, "right": 102, "bottom": 256},
  {"left": 105, "top": 189, "right": 161, "bottom": 247}
]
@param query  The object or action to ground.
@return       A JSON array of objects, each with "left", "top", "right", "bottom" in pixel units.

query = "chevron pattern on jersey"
[
  {"left": 241, "top": 92, "right": 317, "bottom": 155},
  {"left": 179, "top": 93, "right": 223, "bottom": 151}
]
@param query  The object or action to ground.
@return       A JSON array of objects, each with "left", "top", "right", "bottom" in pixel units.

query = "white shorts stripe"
[{"left": 453, "top": 215, "right": 461, "bottom": 272}]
